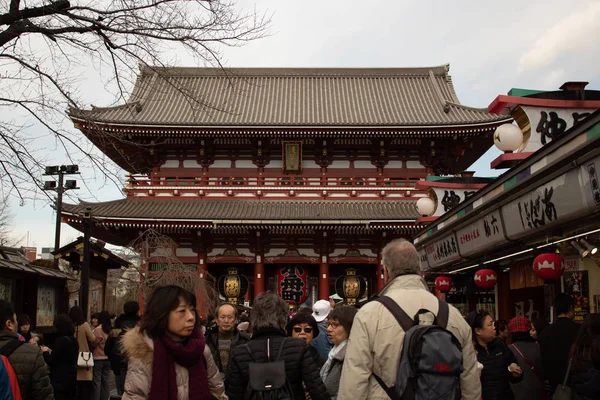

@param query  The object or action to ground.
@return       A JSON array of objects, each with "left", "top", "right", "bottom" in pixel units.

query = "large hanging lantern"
[
  {"left": 533, "top": 253, "right": 564, "bottom": 280},
  {"left": 277, "top": 265, "right": 309, "bottom": 305},
  {"left": 474, "top": 269, "right": 497, "bottom": 289},
  {"left": 435, "top": 276, "right": 453, "bottom": 293},
  {"left": 217, "top": 268, "right": 249, "bottom": 303},
  {"left": 335, "top": 268, "right": 367, "bottom": 305}
]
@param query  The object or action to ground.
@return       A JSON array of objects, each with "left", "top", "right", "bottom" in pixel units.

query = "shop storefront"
[{"left": 415, "top": 109, "right": 600, "bottom": 322}]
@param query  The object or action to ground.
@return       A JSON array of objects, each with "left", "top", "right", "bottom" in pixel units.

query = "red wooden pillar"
[
  {"left": 138, "top": 258, "right": 147, "bottom": 314},
  {"left": 196, "top": 248, "right": 208, "bottom": 318},
  {"left": 254, "top": 231, "right": 265, "bottom": 296},
  {"left": 254, "top": 258, "right": 265, "bottom": 295},
  {"left": 377, "top": 251, "right": 385, "bottom": 292},
  {"left": 319, "top": 257, "right": 329, "bottom": 300}
]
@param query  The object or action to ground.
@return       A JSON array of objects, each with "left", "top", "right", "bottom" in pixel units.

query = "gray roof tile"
[
  {"left": 62, "top": 199, "right": 419, "bottom": 221},
  {"left": 70, "top": 65, "right": 505, "bottom": 127}
]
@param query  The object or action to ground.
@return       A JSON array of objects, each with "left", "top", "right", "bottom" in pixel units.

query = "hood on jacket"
[
  {"left": 380, "top": 274, "right": 429, "bottom": 296},
  {"left": 121, "top": 326, "right": 154, "bottom": 365}
]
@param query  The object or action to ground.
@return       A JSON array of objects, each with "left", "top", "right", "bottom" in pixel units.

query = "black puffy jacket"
[
  {"left": 476, "top": 337, "right": 523, "bottom": 400},
  {"left": 570, "top": 358, "right": 600, "bottom": 400},
  {"left": 225, "top": 328, "right": 329, "bottom": 400},
  {"left": 43, "top": 334, "right": 78, "bottom": 394}
]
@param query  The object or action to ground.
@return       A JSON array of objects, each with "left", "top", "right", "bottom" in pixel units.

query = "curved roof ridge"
[{"left": 138, "top": 64, "right": 453, "bottom": 78}]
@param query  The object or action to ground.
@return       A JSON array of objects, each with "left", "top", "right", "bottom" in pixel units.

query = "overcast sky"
[{"left": 7, "top": 0, "right": 600, "bottom": 251}]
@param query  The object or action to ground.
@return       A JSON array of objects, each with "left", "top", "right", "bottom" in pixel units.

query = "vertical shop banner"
[
  {"left": 563, "top": 270, "right": 590, "bottom": 323},
  {"left": 36, "top": 285, "right": 56, "bottom": 327}
]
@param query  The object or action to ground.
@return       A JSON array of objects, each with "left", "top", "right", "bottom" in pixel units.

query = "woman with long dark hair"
[
  {"left": 92, "top": 311, "right": 112, "bottom": 400},
  {"left": 69, "top": 306, "right": 99, "bottom": 400},
  {"left": 121, "top": 285, "right": 226, "bottom": 400},
  {"left": 43, "top": 314, "right": 79, "bottom": 400},
  {"left": 467, "top": 310, "right": 523, "bottom": 400},
  {"left": 569, "top": 313, "right": 600, "bottom": 400}
]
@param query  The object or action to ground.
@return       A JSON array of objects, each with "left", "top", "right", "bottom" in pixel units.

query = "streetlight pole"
[
  {"left": 54, "top": 171, "right": 64, "bottom": 270},
  {"left": 81, "top": 207, "right": 92, "bottom": 321},
  {"left": 43, "top": 165, "right": 79, "bottom": 269}
]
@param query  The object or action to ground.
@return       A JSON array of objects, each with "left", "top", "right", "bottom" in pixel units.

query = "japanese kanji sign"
[
  {"left": 425, "top": 233, "right": 461, "bottom": 269},
  {"left": 456, "top": 210, "right": 507, "bottom": 257}
]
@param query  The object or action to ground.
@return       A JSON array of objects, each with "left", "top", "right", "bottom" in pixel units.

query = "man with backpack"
[
  {"left": 106, "top": 300, "right": 140, "bottom": 396},
  {"left": 338, "top": 239, "right": 481, "bottom": 400},
  {"left": 0, "top": 299, "right": 54, "bottom": 400}
]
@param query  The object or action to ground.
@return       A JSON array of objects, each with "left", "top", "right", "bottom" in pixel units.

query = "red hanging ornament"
[
  {"left": 435, "top": 276, "right": 453, "bottom": 293},
  {"left": 474, "top": 269, "right": 497, "bottom": 289},
  {"left": 533, "top": 253, "right": 564, "bottom": 280}
]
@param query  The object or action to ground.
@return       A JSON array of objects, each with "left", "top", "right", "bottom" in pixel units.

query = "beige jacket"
[
  {"left": 121, "top": 327, "right": 227, "bottom": 400},
  {"left": 74, "top": 322, "right": 97, "bottom": 381},
  {"left": 338, "top": 275, "right": 481, "bottom": 400}
]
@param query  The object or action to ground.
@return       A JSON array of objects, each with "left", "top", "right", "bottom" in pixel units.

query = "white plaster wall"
[
  {"left": 183, "top": 160, "right": 202, "bottom": 168},
  {"left": 304, "top": 160, "right": 321, "bottom": 169},
  {"left": 354, "top": 161, "right": 374, "bottom": 169},
  {"left": 211, "top": 160, "right": 231, "bottom": 168},
  {"left": 208, "top": 248, "right": 226, "bottom": 256},
  {"left": 161, "top": 160, "right": 179, "bottom": 168},
  {"left": 329, "top": 160, "right": 350, "bottom": 168},
  {"left": 236, "top": 160, "right": 255, "bottom": 168},
  {"left": 264, "top": 160, "right": 283, "bottom": 169},
  {"left": 387, "top": 160, "right": 403, "bottom": 168},
  {"left": 407, "top": 160, "right": 424, "bottom": 168},
  {"left": 264, "top": 248, "right": 288, "bottom": 257},
  {"left": 176, "top": 248, "right": 198, "bottom": 257}
]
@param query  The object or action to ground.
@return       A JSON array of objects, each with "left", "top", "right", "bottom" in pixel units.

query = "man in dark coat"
[
  {"left": 0, "top": 299, "right": 54, "bottom": 400},
  {"left": 540, "top": 293, "right": 580, "bottom": 394},
  {"left": 205, "top": 303, "right": 250, "bottom": 377},
  {"left": 106, "top": 300, "right": 140, "bottom": 395}
]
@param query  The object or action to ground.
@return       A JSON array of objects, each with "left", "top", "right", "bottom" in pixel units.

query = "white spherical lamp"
[
  {"left": 493, "top": 124, "right": 523, "bottom": 152},
  {"left": 416, "top": 197, "right": 436, "bottom": 216}
]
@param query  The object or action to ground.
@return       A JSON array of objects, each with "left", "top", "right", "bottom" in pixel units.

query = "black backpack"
[
  {"left": 373, "top": 296, "right": 464, "bottom": 400},
  {"left": 243, "top": 338, "right": 294, "bottom": 400}
]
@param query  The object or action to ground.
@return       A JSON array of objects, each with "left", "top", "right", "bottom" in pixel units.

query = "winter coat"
[
  {"left": 338, "top": 274, "right": 481, "bottom": 400},
  {"left": 205, "top": 326, "right": 250, "bottom": 374},
  {"left": 0, "top": 330, "right": 54, "bottom": 400},
  {"left": 74, "top": 322, "right": 97, "bottom": 381},
  {"left": 570, "top": 365, "right": 600, "bottom": 400},
  {"left": 43, "top": 334, "right": 78, "bottom": 395},
  {"left": 539, "top": 317, "right": 580, "bottom": 392},
  {"left": 320, "top": 343, "right": 346, "bottom": 400},
  {"left": 106, "top": 314, "right": 140, "bottom": 372},
  {"left": 508, "top": 338, "right": 545, "bottom": 400},
  {"left": 307, "top": 345, "right": 325, "bottom": 369},
  {"left": 120, "top": 326, "right": 227, "bottom": 400},
  {"left": 476, "top": 337, "right": 523, "bottom": 400},
  {"left": 310, "top": 322, "right": 333, "bottom": 361},
  {"left": 225, "top": 328, "right": 329, "bottom": 400}
]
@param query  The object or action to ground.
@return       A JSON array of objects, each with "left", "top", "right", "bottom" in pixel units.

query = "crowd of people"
[{"left": 0, "top": 238, "right": 599, "bottom": 399}]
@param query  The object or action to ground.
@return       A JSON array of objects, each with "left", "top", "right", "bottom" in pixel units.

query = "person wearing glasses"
[
  {"left": 205, "top": 303, "right": 250, "bottom": 379},
  {"left": 286, "top": 312, "right": 324, "bottom": 368},
  {"left": 320, "top": 305, "right": 357, "bottom": 400}
]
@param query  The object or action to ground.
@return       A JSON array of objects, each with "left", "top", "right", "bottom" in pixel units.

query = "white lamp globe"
[
  {"left": 416, "top": 197, "right": 435, "bottom": 216},
  {"left": 493, "top": 123, "right": 523, "bottom": 152}
]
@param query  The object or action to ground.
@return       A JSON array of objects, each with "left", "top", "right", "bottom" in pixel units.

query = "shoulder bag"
[
  {"left": 551, "top": 358, "right": 572, "bottom": 400},
  {"left": 76, "top": 325, "right": 94, "bottom": 370}
]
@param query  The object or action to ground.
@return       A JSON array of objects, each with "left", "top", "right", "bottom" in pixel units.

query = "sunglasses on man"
[{"left": 293, "top": 327, "right": 313, "bottom": 334}]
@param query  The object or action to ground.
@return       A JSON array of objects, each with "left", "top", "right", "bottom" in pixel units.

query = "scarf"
[
  {"left": 149, "top": 329, "right": 211, "bottom": 400},
  {"left": 320, "top": 340, "right": 347, "bottom": 383}
]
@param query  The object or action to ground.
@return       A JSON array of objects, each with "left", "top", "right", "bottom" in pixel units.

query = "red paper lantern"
[
  {"left": 533, "top": 253, "right": 564, "bottom": 280},
  {"left": 276, "top": 265, "right": 309, "bottom": 305},
  {"left": 435, "top": 276, "right": 453, "bottom": 292},
  {"left": 474, "top": 269, "right": 497, "bottom": 289}
]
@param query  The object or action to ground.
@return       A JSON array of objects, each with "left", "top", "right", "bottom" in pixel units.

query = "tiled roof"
[
  {"left": 61, "top": 199, "right": 419, "bottom": 222},
  {"left": 70, "top": 65, "right": 506, "bottom": 127}
]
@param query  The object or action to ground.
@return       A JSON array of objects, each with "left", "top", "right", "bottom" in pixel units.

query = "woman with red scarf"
[{"left": 121, "top": 285, "right": 226, "bottom": 400}]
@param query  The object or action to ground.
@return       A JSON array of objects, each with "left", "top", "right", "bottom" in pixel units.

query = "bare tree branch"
[{"left": 0, "top": 0, "right": 271, "bottom": 203}]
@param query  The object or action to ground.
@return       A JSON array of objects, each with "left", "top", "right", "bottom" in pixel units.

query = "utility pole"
[
  {"left": 42, "top": 165, "right": 79, "bottom": 269},
  {"left": 81, "top": 207, "right": 92, "bottom": 320}
]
